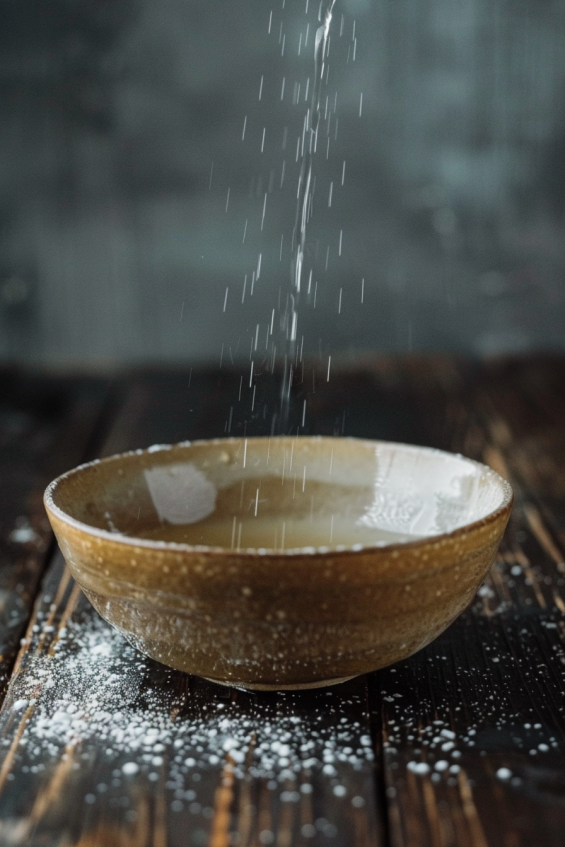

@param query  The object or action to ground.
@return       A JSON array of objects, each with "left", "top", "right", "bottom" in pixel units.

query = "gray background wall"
[{"left": 1, "top": 0, "right": 565, "bottom": 368}]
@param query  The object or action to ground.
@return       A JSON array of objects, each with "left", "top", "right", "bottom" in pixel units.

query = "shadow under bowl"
[{"left": 44, "top": 436, "right": 512, "bottom": 690}]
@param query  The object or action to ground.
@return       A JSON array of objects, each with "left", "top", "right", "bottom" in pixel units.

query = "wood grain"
[
  {"left": 0, "top": 370, "right": 383, "bottom": 847},
  {"left": 372, "top": 357, "right": 565, "bottom": 847},
  {"left": 0, "top": 371, "right": 109, "bottom": 701},
  {"left": 1, "top": 358, "right": 565, "bottom": 846}
]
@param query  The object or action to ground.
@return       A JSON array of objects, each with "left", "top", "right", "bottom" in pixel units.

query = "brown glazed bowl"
[{"left": 44, "top": 437, "right": 512, "bottom": 690}]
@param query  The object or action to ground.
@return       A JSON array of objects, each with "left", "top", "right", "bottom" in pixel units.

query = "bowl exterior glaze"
[{"left": 46, "top": 438, "right": 512, "bottom": 690}]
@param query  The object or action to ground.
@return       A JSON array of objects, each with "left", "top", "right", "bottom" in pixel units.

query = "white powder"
[{"left": 0, "top": 610, "right": 374, "bottom": 815}]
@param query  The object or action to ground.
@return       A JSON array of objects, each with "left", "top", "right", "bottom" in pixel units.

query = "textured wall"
[{"left": 1, "top": 0, "right": 564, "bottom": 367}]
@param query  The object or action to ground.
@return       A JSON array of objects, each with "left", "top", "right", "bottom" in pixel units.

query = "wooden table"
[{"left": 0, "top": 356, "right": 564, "bottom": 847}]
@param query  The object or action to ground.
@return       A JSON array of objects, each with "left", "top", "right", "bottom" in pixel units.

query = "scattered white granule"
[
  {"left": 407, "top": 762, "right": 430, "bottom": 775},
  {"left": 122, "top": 762, "right": 140, "bottom": 775}
]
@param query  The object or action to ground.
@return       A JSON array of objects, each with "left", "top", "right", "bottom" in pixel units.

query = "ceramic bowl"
[{"left": 44, "top": 437, "right": 512, "bottom": 690}]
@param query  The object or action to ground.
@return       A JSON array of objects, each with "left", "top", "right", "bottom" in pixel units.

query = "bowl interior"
[{"left": 47, "top": 437, "right": 511, "bottom": 552}]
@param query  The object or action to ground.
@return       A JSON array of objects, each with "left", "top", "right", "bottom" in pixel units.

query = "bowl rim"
[{"left": 44, "top": 435, "right": 514, "bottom": 558}]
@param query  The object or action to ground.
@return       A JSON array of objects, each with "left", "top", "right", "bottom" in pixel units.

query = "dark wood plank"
[
  {"left": 4, "top": 357, "right": 564, "bottom": 847},
  {"left": 370, "top": 356, "right": 565, "bottom": 847},
  {"left": 0, "top": 371, "right": 110, "bottom": 702},
  {"left": 0, "top": 371, "right": 383, "bottom": 847}
]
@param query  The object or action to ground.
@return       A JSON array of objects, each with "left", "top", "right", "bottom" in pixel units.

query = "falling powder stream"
[{"left": 279, "top": 0, "right": 337, "bottom": 433}]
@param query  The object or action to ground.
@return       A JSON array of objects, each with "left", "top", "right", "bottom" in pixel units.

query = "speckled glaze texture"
[{"left": 44, "top": 437, "right": 513, "bottom": 690}]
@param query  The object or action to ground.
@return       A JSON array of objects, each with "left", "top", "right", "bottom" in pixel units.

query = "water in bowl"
[
  {"left": 137, "top": 513, "right": 418, "bottom": 550},
  {"left": 132, "top": 464, "right": 423, "bottom": 550}
]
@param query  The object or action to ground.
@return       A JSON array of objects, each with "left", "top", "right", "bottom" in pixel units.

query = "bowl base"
[{"left": 202, "top": 674, "right": 356, "bottom": 691}]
